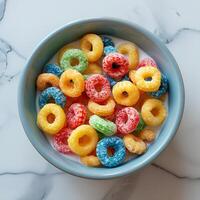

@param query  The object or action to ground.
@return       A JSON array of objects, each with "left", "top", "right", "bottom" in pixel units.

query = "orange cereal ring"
[
  {"left": 129, "top": 70, "right": 137, "bottom": 84},
  {"left": 88, "top": 98, "right": 116, "bottom": 116},
  {"left": 80, "top": 155, "right": 101, "bottom": 167},
  {"left": 83, "top": 63, "right": 102, "bottom": 75},
  {"left": 141, "top": 99, "right": 167, "bottom": 126},
  {"left": 117, "top": 43, "right": 139, "bottom": 70},
  {"left": 36, "top": 73, "right": 59, "bottom": 91},
  {"left": 139, "top": 129, "right": 156, "bottom": 142},
  {"left": 80, "top": 34, "right": 103, "bottom": 62},
  {"left": 59, "top": 69, "right": 84, "bottom": 97},
  {"left": 112, "top": 81, "right": 140, "bottom": 106}
]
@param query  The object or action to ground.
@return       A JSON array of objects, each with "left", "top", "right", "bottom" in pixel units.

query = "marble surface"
[{"left": 0, "top": 0, "right": 200, "bottom": 199}]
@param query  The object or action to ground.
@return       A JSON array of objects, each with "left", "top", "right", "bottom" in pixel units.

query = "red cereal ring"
[
  {"left": 137, "top": 58, "right": 157, "bottom": 69},
  {"left": 102, "top": 53, "right": 129, "bottom": 79},
  {"left": 52, "top": 127, "right": 72, "bottom": 154},
  {"left": 67, "top": 103, "right": 87, "bottom": 129},
  {"left": 115, "top": 107, "right": 140, "bottom": 134},
  {"left": 85, "top": 74, "right": 111, "bottom": 103}
]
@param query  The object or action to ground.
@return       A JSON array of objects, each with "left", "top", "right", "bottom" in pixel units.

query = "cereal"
[
  {"left": 60, "top": 49, "right": 88, "bottom": 73},
  {"left": 134, "top": 113, "right": 146, "bottom": 134},
  {"left": 123, "top": 134, "right": 147, "bottom": 155},
  {"left": 96, "top": 136, "right": 126, "bottom": 167},
  {"left": 59, "top": 69, "right": 85, "bottom": 97},
  {"left": 117, "top": 43, "right": 139, "bottom": 70},
  {"left": 141, "top": 99, "right": 167, "bottom": 126},
  {"left": 67, "top": 103, "right": 87, "bottom": 129},
  {"left": 80, "top": 34, "right": 103, "bottom": 62},
  {"left": 129, "top": 70, "right": 137, "bottom": 84},
  {"left": 36, "top": 73, "right": 59, "bottom": 91},
  {"left": 85, "top": 74, "right": 111, "bottom": 103},
  {"left": 52, "top": 127, "right": 72, "bottom": 154},
  {"left": 80, "top": 155, "right": 101, "bottom": 167},
  {"left": 39, "top": 87, "right": 66, "bottom": 108},
  {"left": 135, "top": 66, "right": 161, "bottom": 92},
  {"left": 101, "top": 35, "right": 115, "bottom": 47},
  {"left": 89, "top": 115, "right": 117, "bottom": 136},
  {"left": 104, "top": 46, "right": 117, "bottom": 55},
  {"left": 43, "top": 63, "right": 63, "bottom": 77},
  {"left": 88, "top": 97, "right": 116, "bottom": 117},
  {"left": 83, "top": 63, "right": 102, "bottom": 75},
  {"left": 137, "top": 57, "right": 157, "bottom": 69},
  {"left": 112, "top": 81, "right": 140, "bottom": 106},
  {"left": 115, "top": 107, "right": 140, "bottom": 134},
  {"left": 139, "top": 129, "right": 156, "bottom": 142},
  {"left": 102, "top": 53, "right": 129, "bottom": 79},
  {"left": 37, "top": 103, "right": 66, "bottom": 135},
  {"left": 68, "top": 125, "right": 98, "bottom": 156}
]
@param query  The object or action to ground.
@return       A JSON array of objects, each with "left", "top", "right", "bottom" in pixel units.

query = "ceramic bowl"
[{"left": 18, "top": 18, "right": 184, "bottom": 179}]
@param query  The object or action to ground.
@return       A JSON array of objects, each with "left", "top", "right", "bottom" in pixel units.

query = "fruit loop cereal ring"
[
  {"left": 89, "top": 115, "right": 117, "bottom": 136},
  {"left": 83, "top": 63, "right": 102, "bottom": 75},
  {"left": 56, "top": 44, "right": 77, "bottom": 65},
  {"left": 59, "top": 69, "right": 85, "bottom": 97},
  {"left": 135, "top": 66, "right": 161, "bottom": 92},
  {"left": 39, "top": 87, "right": 66, "bottom": 108},
  {"left": 139, "top": 129, "right": 156, "bottom": 142},
  {"left": 37, "top": 103, "right": 66, "bottom": 135},
  {"left": 36, "top": 73, "right": 59, "bottom": 91},
  {"left": 85, "top": 74, "right": 111, "bottom": 103},
  {"left": 134, "top": 113, "right": 146, "bottom": 134},
  {"left": 117, "top": 43, "right": 139, "bottom": 70},
  {"left": 60, "top": 49, "right": 88, "bottom": 73},
  {"left": 104, "top": 46, "right": 117, "bottom": 56},
  {"left": 141, "top": 99, "right": 167, "bottom": 126},
  {"left": 96, "top": 136, "right": 126, "bottom": 167},
  {"left": 43, "top": 63, "right": 63, "bottom": 77},
  {"left": 80, "top": 34, "right": 103, "bottom": 62},
  {"left": 123, "top": 134, "right": 147, "bottom": 155},
  {"left": 129, "top": 70, "right": 137, "bottom": 84},
  {"left": 101, "top": 35, "right": 115, "bottom": 47},
  {"left": 112, "top": 81, "right": 140, "bottom": 106},
  {"left": 137, "top": 57, "right": 157, "bottom": 69},
  {"left": 102, "top": 53, "right": 129, "bottom": 79},
  {"left": 68, "top": 125, "right": 98, "bottom": 156},
  {"left": 149, "top": 74, "right": 168, "bottom": 98},
  {"left": 80, "top": 155, "right": 101, "bottom": 167},
  {"left": 88, "top": 98, "right": 116, "bottom": 117},
  {"left": 67, "top": 103, "right": 87, "bottom": 129},
  {"left": 52, "top": 127, "right": 72, "bottom": 154},
  {"left": 115, "top": 107, "right": 140, "bottom": 134}
]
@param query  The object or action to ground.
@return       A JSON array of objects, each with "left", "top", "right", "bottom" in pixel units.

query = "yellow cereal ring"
[
  {"left": 117, "top": 43, "right": 139, "bottom": 70},
  {"left": 88, "top": 98, "right": 116, "bottom": 116},
  {"left": 129, "top": 70, "right": 137, "bottom": 84},
  {"left": 37, "top": 103, "right": 66, "bottom": 135},
  {"left": 141, "top": 99, "right": 167, "bottom": 126},
  {"left": 112, "top": 81, "right": 140, "bottom": 106},
  {"left": 80, "top": 34, "right": 103, "bottom": 62},
  {"left": 59, "top": 69, "right": 84, "bottom": 97},
  {"left": 36, "top": 73, "right": 59, "bottom": 91},
  {"left": 80, "top": 155, "right": 101, "bottom": 167},
  {"left": 123, "top": 134, "right": 147, "bottom": 155},
  {"left": 135, "top": 66, "right": 161, "bottom": 92},
  {"left": 139, "top": 129, "right": 156, "bottom": 142},
  {"left": 68, "top": 125, "right": 98, "bottom": 156},
  {"left": 56, "top": 44, "right": 77, "bottom": 65},
  {"left": 83, "top": 63, "right": 102, "bottom": 75}
]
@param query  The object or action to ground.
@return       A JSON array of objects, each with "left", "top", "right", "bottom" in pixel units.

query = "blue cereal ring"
[
  {"left": 104, "top": 46, "right": 117, "bottom": 56},
  {"left": 39, "top": 87, "right": 66, "bottom": 108},
  {"left": 122, "top": 75, "right": 130, "bottom": 81},
  {"left": 101, "top": 35, "right": 115, "bottom": 47},
  {"left": 96, "top": 136, "right": 126, "bottom": 167},
  {"left": 107, "top": 76, "right": 117, "bottom": 87},
  {"left": 149, "top": 74, "right": 168, "bottom": 98},
  {"left": 43, "top": 64, "right": 63, "bottom": 77}
]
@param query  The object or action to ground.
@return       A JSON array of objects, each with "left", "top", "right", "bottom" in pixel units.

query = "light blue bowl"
[{"left": 18, "top": 18, "right": 184, "bottom": 179}]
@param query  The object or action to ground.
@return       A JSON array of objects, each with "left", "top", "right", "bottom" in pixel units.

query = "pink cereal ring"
[
  {"left": 67, "top": 103, "right": 87, "bottom": 129},
  {"left": 115, "top": 107, "right": 140, "bottom": 134},
  {"left": 137, "top": 58, "right": 157, "bottom": 69},
  {"left": 102, "top": 53, "right": 129, "bottom": 79},
  {"left": 52, "top": 127, "right": 72, "bottom": 154},
  {"left": 85, "top": 74, "right": 111, "bottom": 103}
]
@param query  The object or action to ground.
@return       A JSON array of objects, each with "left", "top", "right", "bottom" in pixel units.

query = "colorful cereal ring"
[
  {"left": 104, "top": 46, "right": 117, "bottom": 55},
  {"left": 101, "top": 35, "right": 115, "bottom": 47},
  {"left": 43, "top": 63, "right": 63, "bottom": 77}
]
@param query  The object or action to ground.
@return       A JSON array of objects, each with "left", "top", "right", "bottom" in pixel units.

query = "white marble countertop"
[{"left": 0, "top": 0, "right": 200, "bottom": 199}]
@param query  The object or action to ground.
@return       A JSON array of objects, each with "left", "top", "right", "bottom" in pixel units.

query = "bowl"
[{"left": 18, "top": 18, "right": 184, "bottom": 179}]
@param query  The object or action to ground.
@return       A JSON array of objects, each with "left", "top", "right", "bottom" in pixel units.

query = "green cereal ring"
[
  {"left": 134, "top": 113, "right": 146, "bottom": 134},
  {"left": 89, "top": 115, "right": 117, "bottom": 136},
  {"left": 60, "top": 49, "right": 88, "bottom": 73}
]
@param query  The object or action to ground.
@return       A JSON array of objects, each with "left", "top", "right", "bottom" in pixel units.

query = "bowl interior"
[{"left": 18, "top": 18, "right": 184, "bottom": 179}]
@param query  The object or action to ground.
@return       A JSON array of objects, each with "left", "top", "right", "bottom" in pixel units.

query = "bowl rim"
[{"left": 18, "top": 17, "right": 185, "bottom": 179}]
